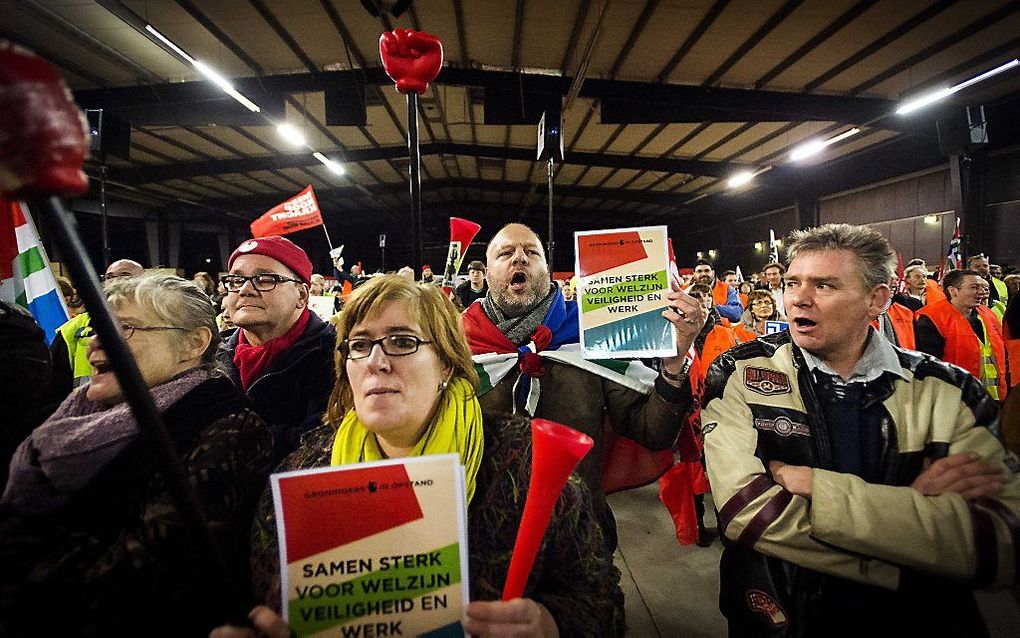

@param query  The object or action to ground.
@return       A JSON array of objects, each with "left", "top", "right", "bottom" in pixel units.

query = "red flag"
[
  {"left": 896, "top": 252, "right": 905, "bottom": 293},
  {"left": 441, "top": 217, "right": 481, "bottom": 288},
  {"left": 250, "top": 185, "right": 323, "bottom": 238}
]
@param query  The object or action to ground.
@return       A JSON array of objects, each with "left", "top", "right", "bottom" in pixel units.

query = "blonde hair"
[
  {"left": 104, "top": 273, "right": 219, "bottom": 363},
  {"left": 325, "top": 275, "right": 478, "bottom": 427}
]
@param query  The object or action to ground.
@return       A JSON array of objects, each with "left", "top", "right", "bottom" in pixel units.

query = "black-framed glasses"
[
  {"left": 339, "top": 335, "right": 433, "bottom": 360},
  {"left": 78, "top": 324, "right": 190, "bottom": 340},
  {"left": 220, "top": 273, "right": 303, "bottom": 292}
]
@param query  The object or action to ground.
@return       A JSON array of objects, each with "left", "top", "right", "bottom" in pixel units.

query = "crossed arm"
[{"left": 703, "top": 374, "right": 1020, "bottom": 589}]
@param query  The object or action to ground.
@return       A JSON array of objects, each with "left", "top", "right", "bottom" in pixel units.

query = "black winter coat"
[{"left": 218, "top": 312, "right": 337, "bottom": 462}]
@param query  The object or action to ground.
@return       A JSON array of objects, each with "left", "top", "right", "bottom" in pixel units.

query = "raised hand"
[
  {"left": 0, "top": 41, "right": 89, "bottom": 198},
  {"left": 379, "top": 29, "right": 444, "bottom": 95}
]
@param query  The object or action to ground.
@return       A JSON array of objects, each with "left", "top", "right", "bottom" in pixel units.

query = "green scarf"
[{"left": 330, "top": 377, "right": 484, "bottom": 503}]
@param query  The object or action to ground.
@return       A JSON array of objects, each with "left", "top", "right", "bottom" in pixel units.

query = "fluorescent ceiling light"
[
  {"left": 896, "top": 59, "right": 1019, "bottom": 115},
  {"left": 313, "top": 152, "right": 345, "bottom": 175},
  {"left": 924, "top": 214, "right": 939, "bottom": 225},
  {"left": 277, "top": 123, "right": 307, "bottom": 147},
  {"left": 789, "top": 128, "right": 861, "bottom": 161},
  {"left": 145, "top": 25, "right": 194, "bottom": 63},
  {"left": 728, "top": 171, "right": 755, "bottom": 189}
]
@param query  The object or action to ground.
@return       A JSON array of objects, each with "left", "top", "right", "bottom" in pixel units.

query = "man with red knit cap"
[{"left": 218, "top": 235, "right": 336, "bottom": 461}]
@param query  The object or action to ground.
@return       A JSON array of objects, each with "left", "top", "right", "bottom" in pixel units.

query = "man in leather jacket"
[{"left": 703, "top": 223, "right": 1020, "bottom": 636}]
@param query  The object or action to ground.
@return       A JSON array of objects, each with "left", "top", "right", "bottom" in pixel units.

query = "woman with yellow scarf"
[{"left": 212, "top": 276, "right": 623, "bottom": 638}]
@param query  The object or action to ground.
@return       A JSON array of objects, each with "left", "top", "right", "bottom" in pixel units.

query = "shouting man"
[{"left": 463, "top": 223, "right": 703, "bottom": 549}]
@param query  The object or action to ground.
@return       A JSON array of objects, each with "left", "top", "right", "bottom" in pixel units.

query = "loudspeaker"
[
  {"left": 937, "top": 105, "right": 987, "bottom": 155},
  {"left": 324, "top": 88, "right": 367, "bottom": 126},
  {"left": 537, "top": 110, "right": 563, "bottom": 162},
  {"left": 85, "top": 109, "right": 131, "bottom": 160}
]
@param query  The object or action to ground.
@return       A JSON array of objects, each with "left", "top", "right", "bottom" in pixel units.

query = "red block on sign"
[
  {"left": 576, "top": 231, "right": 649, "bottom": 277},
  {"left": 277, "top": 464, "right": 424, "bottom": 562}
]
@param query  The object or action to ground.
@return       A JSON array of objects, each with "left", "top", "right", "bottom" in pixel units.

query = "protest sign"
[
  {"left": 307, "top": 295, "right": 336, "bottom": 321},
  {"left": 271, "top": 454, "right": 469, "bottom": 637},
  {"left": 575, "top": 226, "right": 676, "bottom": 358}
]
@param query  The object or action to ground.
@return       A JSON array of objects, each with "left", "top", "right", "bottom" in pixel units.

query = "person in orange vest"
[
  {"left": 660, "top": 283, "right": 736, "bottom": 547},
  {"left": 872, "top": 275, "right": 916, "bottom": 349},
  {"left": 733, "top": 289, "right": 781, "bottom": 343},
  {"left": 691, "top": 259, "right": 743, "bottom": 323},
  {"left": 1005, "top": 294, "right": 1020, "bottom": 390},
  {"left": 916, "top": 269, "right": 1007, "bottom": 400}
]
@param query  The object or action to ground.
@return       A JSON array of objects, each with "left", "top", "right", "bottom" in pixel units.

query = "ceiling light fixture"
[
  {"left": 146, "top": 25, "right": 261, "bottom": 113},
  {"left": 277, "top": 123, "right": 307, "bottom": 148},
  {"left": 789, "top": 127, "right": 861, "bottom": 161},
  {"left": 896, "top": 58, "right": 1019, "bottom": 115},
  {"left": 145, "top": 25, "right": 195, "bottom": 63},
  {"left": 313, "top": 152, "right": 346, "bottom": 175},
  {"left": 923, "top": 214, "right": 939, "bottom": 225},
  {"left": 728, "top": 171, "right": 755, "bottom": 189}
]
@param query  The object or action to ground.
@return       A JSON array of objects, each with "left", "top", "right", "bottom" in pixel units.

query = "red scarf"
[{"left": 233, "top": 308, "right": 311, "bottom": 391}]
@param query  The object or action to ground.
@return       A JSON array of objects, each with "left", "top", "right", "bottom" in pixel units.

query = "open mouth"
[
  {"left": 793, "top": 318, "right": 817, "bottom": 329},
  {"left": 509, "top": 272, "right": 527, "bottom": 291}
]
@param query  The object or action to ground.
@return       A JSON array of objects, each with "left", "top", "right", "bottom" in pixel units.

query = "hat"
[
  {"left": 422, "top": 264, "right": 432, "bottom": 271},
  {"left": 228, "top": 235, "right": 313, "bottom": 284},
  {"left": 467, "top": 260, "right": 485, "bottom": 272}
]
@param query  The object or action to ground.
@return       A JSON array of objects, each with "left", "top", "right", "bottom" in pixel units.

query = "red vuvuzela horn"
[
  {"left": 441, "top": 216, "right": 481, "bottom": 291},
  {"left": 502, "top": 419, "right": 594, "bottom": 601}
]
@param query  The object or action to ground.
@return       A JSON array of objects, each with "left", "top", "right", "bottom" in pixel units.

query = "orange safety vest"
[
  {"left": 712, "top": 279, "right": 730, "bottom": 308},
  {"left": 739, "top": 292, "right": 748, "bottom": 308},
  {"left": 870, "top": 302, "right": 916, "bottom": 350},
  {"left": 699, "top": 325, "right": 737, "bottom": 381},
  {"left": 925, "top": 279, "right": 946, "bottom": 305},
  {"left": 916, "top": 299, "right": 1006, "bottom": 398},
  {"left": 732, "top": 323, "right": 758, "bottom": 344},
  {"left": 1005, "top": 321, "right": 1020, "bottom": 389}
]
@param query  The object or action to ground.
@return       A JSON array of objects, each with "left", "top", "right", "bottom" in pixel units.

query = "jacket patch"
[
  {"left": 753, "top": 416, "right": 810, "bottom": 438},
  {"left": 744, "top": 367, "right": 791, "bottom": 396},
  {"left": 747, "top": 589, "right": 787, "bottom": 627},
  {"left": 702, "top": 422, "right": 718, "bottom": 435}
]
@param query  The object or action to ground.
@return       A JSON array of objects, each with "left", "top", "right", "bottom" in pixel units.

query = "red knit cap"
[{"left": 228, "top": 235, "right": 313, "bottom": 284}]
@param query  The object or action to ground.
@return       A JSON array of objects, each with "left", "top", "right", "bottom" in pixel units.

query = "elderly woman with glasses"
[
  {"left": 213, "top": 275, "right": 623, "bottom": 638},
  {"left": 0, "top": 274, "right": 274, "bottom": 636},
  {"left": 733, "top": 289, "right": 781, "bottom": 343}
]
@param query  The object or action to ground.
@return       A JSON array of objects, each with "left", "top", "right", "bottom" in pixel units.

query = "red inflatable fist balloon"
[
  {"left": 379, "top": 29, "right": 443, "bottom": 95},
  {"left": 0, "top": 41, "right": 89, "bottom": 199}
]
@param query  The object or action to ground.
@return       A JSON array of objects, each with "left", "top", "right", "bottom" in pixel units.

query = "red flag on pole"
[
  {"left": 250, "top": 185, "right": 323, "bottom": 238},
  {"left": 441, "top": 217, "right": 481, "bottom": 289}
]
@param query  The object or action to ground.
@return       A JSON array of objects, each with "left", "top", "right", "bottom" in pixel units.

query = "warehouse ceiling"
[{"left": 3, "top": 0, "right": 1020, "bottom": 268}]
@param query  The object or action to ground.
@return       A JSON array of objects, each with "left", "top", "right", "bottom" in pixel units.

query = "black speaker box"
[
  {"left": 937, "top": 105, "right": 988, "bottom": 155},
  {"left": 324, "top": 88, "right": 367, "bottom": 126},
  {"left": 537, "top": 110, "right": 564, "bottom": 162},
  {"left": 85, "top": 109, "right": 131, "bottom": 160}
]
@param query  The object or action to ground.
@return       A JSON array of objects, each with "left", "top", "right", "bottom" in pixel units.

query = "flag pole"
[
  {"left": 29, "top": 196, "right": 250, "bottom": 624},
  {"left": 321, "top": 224, "right": 334, "bottom": 252}
]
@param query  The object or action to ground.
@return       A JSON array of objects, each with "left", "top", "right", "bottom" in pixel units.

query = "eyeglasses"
[
  {"left": 751, "top": 300, "right": 775, "bottom": 306},
  {"left": 78, "top": 323, "right": 189, "bottom": 339},
  {"left": 221, "top": 273, "right": 303, "bottom": 292},
  {"left": 339, "top": 335, "right": 433, "bottom": 360}
]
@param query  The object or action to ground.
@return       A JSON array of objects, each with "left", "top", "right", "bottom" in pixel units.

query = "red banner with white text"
[{"left": 250, "top": 185, "right": 323, "bottom": 237}]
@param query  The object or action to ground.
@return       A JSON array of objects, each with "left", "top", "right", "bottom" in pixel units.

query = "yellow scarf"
[{"left": 330, "top": 377, "right": 484, "bottom": 503}]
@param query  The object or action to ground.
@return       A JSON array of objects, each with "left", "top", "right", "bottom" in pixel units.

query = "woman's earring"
[{"left": 438, "top": 380, "right": 449, "bottom": 392}]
